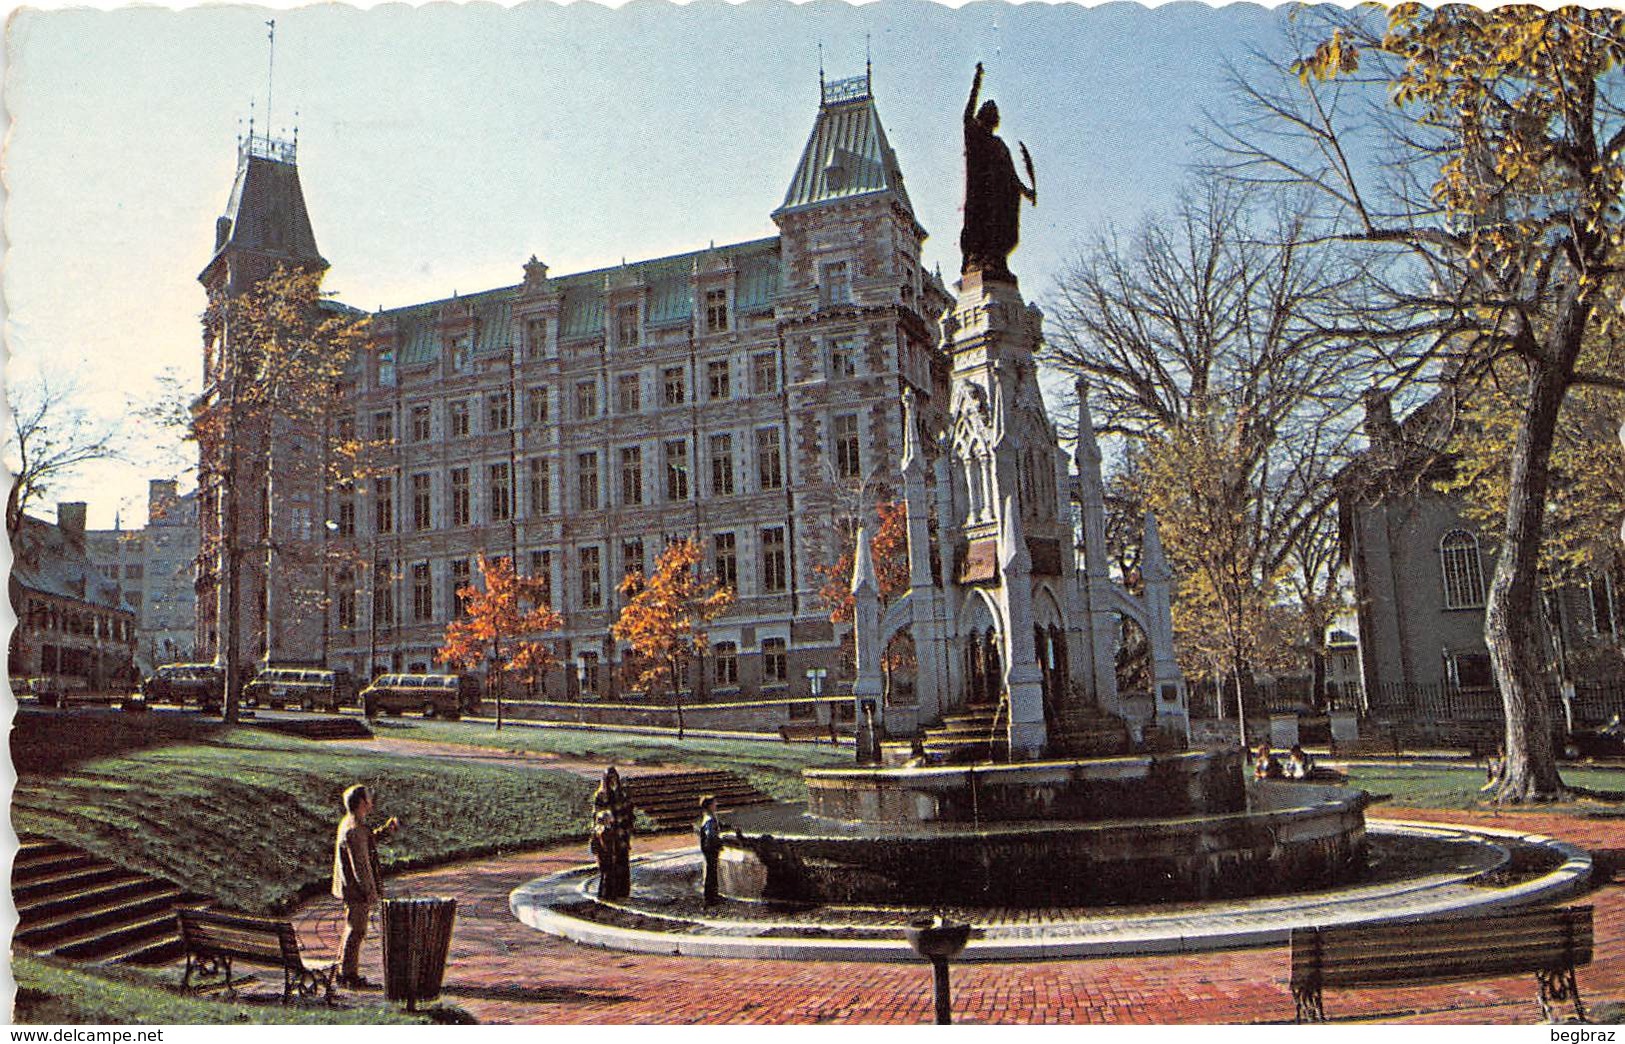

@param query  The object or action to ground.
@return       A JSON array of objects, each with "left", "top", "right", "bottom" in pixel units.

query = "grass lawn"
[
  {"left": 13, "top": 717, "right": 596, "bottom": 915},
  {"left": 1343, "top": 760, "right": 1625, "bottom": 812},
  {"left": 11, "top": 955, "right": 446, "bottom": 1025},
  {"left": 11, "top": 708, "right": 226, "bottom": 774},
  {"left": 369, "top": 717, "right": 851, "bottom": 801}
]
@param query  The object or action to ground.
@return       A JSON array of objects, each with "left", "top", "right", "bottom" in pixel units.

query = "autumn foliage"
[
  {"left": 437, "top": 553, "right": 562, "bottom": 728},
  {"left": 612, "top": 538, "right": 735, "bottom": 722},
  {"left": 814, "top": 502, "right": 911, "bottom": 622}
]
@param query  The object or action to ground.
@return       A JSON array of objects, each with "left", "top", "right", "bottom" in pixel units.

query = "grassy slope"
[
  {"left": 13, "top": 725, "right": 595, "bottom": 915},
  {"left": 371, "top": 718, "right": 850, "bottom": 801},
  {"left": 11, "top": 956, "right": 432, "bottom": 1025}
]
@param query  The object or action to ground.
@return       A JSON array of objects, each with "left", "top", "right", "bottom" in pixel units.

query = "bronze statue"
[{"left": 961, "top": 62, "right": 1036, "bottom": 282}]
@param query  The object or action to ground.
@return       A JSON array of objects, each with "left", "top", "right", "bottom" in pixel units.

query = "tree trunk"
[
  {"left": 672, "top": 655, "right": 686, "bottom": 741},
  {"left": 1487, "top": 351, "right": 1574, "bottom": 802}
]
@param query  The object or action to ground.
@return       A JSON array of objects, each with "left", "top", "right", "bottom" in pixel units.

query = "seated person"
[
  {"left": 1253, "top": 742, "right": 1283, "bottom": 780},
  {"left": 1481, "top": 745, "right": 1506, "bottom": 791},
  {"left": 1284, "top": 744, "right": 1313, "bottom": 780}
]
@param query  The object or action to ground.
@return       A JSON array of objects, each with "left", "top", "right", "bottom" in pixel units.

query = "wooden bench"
[
  {"left": 1290, "top": 905, "right": 1592, "bottom": 1023},
  {"left": 780, "top": 721, "right": 837, "bottom": 743},
  {"left": 177, "top": 908, "right": 336, "bottom": 1003}
]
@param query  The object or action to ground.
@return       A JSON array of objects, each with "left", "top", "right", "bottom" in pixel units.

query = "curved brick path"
[{"left": 290, "top": 809, "right": 1624, "bottom": 1025}]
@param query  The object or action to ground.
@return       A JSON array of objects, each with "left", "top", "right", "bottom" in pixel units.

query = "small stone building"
[{"left": 9, "top": 502, "right": 139, "bottom": 690}]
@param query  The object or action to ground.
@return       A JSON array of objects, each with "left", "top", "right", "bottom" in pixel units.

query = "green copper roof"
[
  {"left": 377, "top": 237, "right": 781, "bottom": 353},
  {"left": 778, "top": 79, "right": 912, "bottom": 215}
]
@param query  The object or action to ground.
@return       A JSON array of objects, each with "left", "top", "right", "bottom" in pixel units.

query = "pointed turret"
[
  {"left": 199, "top": 133, "right": 326, "bottom": 292},
  {"left": 851, "top": 524, "right": 878, "bottom": 597},
  {"left": 900, "top": 387, "right": 924, "bottom": 478},
  {"left": 1143, "top": 512, "right": 1172, "bottom": 584},
  {"left": 1073, "top": 379, "right": 1103, "bottom": 476},
  {"left": 776, "top": 69, "right": 914, "bottom": 220}
]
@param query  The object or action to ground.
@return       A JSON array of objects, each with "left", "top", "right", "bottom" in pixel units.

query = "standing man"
[
  {"left": 332, "top": 783, "right": 400, "bottom": 989},
  {"left": 695, "top": 795, "right": 724, "bottom": 907}
]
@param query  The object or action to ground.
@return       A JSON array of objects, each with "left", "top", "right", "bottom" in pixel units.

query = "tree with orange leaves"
[
  {"left": 814, "top": 503, "right": 917, "bottom": 695},
  {"left": 437, "top": 553, "right": 561, "bottom": 731},
  {"left": 612, "top": 537, "right": 735, "bottom": 740},
  {"left": 813, "top": 501, "right": 911, "bottom": 623}
]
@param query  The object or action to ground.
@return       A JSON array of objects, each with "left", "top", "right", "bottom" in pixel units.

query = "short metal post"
[{"left": 931, "top": 956, "right": 952, "bottom": 1024}]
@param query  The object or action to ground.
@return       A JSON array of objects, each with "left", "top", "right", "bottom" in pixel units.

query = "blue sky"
[{"left": 5, "top": 0, "right": 1299, "bottom": 528}]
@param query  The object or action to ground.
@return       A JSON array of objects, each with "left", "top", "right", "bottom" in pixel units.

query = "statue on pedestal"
[{"left": 961, "top": 63, "right": 1037, "bottom": 282}]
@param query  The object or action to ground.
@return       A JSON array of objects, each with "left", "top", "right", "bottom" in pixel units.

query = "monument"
[{"left": 714, "top": 66, "right": 1370, "bottom": 907}]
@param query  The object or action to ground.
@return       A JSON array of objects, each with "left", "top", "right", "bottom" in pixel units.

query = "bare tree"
[
  {"left": 1042, "top": 178, "right": 1365, "bottom": 712},
  {"left": 1213, "top": 7, "right": 1625, "bottom": 801},
  {"left": 6, "top": 377, "right": 123, "bottom": 537}
]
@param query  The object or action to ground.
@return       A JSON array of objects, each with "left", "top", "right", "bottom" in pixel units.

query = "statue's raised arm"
[
  {"left": 965, "top": 61, "right": 984, "bottom": 124},
  {"left": 959, "top": 63, "right": 1036, "bottom": 283}
]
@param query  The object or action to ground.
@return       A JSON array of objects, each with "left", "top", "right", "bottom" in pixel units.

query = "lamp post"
[{"left": 905, "top": 915, "right": 971, "bottom": 1025}]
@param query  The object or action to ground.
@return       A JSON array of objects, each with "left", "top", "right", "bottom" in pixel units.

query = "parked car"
[
  {"left": 361, "top": 673, "right": 481, "bottom": 720},
  {"left": 245, "top": 667, "right": 349, "bottom": 711},
  {"left": 140, "top": 663, "right": 225, "bottom": 712}
]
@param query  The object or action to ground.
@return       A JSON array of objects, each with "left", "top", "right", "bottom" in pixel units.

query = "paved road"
[{"left": 289, "top": 808, "right": 1625, "bottom": 1025}]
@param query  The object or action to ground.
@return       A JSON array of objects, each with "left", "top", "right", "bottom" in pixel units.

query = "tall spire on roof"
[{"left": 199, "top": 24, "right": 324, "bottom": 292}]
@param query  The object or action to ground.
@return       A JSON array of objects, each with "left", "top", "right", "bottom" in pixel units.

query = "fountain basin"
[
  {"left": 804, "top": 749, "right": 1247, "bottom": 825},
  {"left": 721, "top": 777, "right": 1369, "bottom": 906}
]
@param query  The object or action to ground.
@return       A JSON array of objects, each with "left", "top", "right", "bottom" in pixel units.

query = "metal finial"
[
  {"left": 265, "top": 19, "right": 276, "bottom": 138},
  {"left": 818, "top": 42, "right": 825, "bottom": 100},
  {"left": 865, "top": 33, "right": 871, "bottom": 89}
]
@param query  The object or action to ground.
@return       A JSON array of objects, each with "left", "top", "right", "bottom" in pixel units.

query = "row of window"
[
  {"left": 341, "top": 527, "right": 789, "bottom": 630},
  {"left": 374, "top": 263, "right": 876, "bottom": 387},
  {"left": 21, "top": 598, "right": 135, "bottom": 643},
  {"left": 364, "top": 339, "right": 868, "bottom": 440},
  {"left": 341, "top": 419, "right": 862, "bottom": 536},
  {"left": 504, "top": 635, "right": 789, "bottom": 695}
]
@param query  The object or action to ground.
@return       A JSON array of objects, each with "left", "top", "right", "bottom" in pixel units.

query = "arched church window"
[{"left": 1439, "top": 529, "right": 1486, "bottom": 610}]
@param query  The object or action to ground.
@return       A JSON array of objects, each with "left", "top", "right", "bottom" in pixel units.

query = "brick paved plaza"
[{"left": 291, "top": 808, "right": 1624, "bottom": 1025}]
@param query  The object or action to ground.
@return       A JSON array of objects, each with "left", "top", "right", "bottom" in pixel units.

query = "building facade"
[
  {"left": 9, "top": 503, "right": 139, "bottom": 689},
  {"left": 85, "top": 480, "right": 200, "bottom": 672},
  {"left": 197, "top": 72, "right": 959, "bottom": 706},
  {"left": 1338, "top": 390, "right": 1622, "bottom": 703}
]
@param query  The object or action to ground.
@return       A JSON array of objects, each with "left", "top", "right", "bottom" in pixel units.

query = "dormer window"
[
  {"left": 617, "top": 304, "right": 640, "bottom": 348},
  {"left": 705, "top": 289, "right": 729, "bottom": 333},
  {"left": 377, "top": 349, "right": 396, "bottom": 388},
  {"left": 451, "top": 336, "right": 473, "bottom": 374}
]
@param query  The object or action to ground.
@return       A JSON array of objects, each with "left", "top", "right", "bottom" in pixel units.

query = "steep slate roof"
[
  {"left": 10, "top": 515, "right": 133, "bottom": 614},
  {"left": 778, "top": 79, "right": 912, "bottom": 215},
  {"left": 204, "top": 146, "right": 325, "bottom": 274}
]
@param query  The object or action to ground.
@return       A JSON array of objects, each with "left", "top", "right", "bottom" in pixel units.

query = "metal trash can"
[{"left": 380, "top": 896, "right": 457, "bottom": 1010}]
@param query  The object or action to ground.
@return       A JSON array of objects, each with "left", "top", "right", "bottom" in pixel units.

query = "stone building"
[
  {"left": 196, "top": 71, "right": 957, "bottom": 704},
  {"left": 1338, "top": 389, "right": 1622, "bottom": 702},
  {"left": 85, "top": 480, "right": 199, "bottom": 672},
  {"left": 9, "top": 503, "right": 139, "bottom": 689}
]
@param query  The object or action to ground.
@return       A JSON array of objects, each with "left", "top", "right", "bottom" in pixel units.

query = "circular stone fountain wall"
[{"left": 720, "top": 751, "right": 1369, "bottom": 907}]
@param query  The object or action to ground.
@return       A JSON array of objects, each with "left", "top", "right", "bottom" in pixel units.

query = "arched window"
[{"left": 1440, "top": 530, "right": 1486, "bottom": 609}]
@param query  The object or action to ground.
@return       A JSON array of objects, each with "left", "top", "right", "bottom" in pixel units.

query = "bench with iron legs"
[
  {"left": 1290, "top": 905, "right": 1593, "bottom": 1023},
  {"left": 177, "top": 908, "right": 336, "bottom": 1003}
]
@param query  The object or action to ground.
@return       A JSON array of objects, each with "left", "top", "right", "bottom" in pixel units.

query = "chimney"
[
  {"left": 149, "top": 480, "right": 179, "bottom": 525},
  {"left": 57, "top": 502, "right": 87, "bottom": 540},
  {"left": 1362, "top": 387, "right": 1399, "bottom": 455}
]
